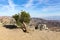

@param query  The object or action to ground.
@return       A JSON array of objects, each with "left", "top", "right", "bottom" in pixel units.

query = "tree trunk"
[{"left": 22, "top": 22, "right": 29, "bottom": 33}]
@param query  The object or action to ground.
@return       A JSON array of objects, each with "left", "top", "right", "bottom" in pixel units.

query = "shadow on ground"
[
  {"left": 3, "top": 25, "right": 28, "bottom": 33},
  {"left": 3, "top": 25, "right": 18, "bottom": 29}
]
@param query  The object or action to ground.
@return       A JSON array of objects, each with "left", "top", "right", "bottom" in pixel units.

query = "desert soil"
[{"left": 0, "top": 25, "right": 60, "bottom": 40}]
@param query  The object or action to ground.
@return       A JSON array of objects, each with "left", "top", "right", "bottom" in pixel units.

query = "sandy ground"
[{"left": 0, "top": 25, "right": 60, "bottom": 40}]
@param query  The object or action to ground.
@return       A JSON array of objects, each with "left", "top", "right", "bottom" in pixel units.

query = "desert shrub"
[
  {"left": 12, "top": 10, "right": 30, "bottom": 26},
  {"left": 20, "top": 11, "right": 30, "bottom": 23}
]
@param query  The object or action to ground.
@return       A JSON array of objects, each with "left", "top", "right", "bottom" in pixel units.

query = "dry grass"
[{"left": 0, "top": 25, "right": 60, "bottom": 40}]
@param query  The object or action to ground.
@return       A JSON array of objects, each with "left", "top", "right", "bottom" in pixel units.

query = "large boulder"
[
  {"left": 35, "top": 24, "right": 48, "bottom": 30},
  {"left": 0, "top": 16, "right": 16, "bottom": 25}
]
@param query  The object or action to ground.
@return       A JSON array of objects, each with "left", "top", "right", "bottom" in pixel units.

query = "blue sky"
[{"left": 0, "top": 0, "right": 60, "bottom": 18}]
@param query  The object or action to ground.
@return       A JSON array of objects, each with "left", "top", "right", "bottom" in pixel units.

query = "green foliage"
[
  {"left": 12, "top": 14, "right": 19, "bottom": 22},
  {"left": 20, "top": 11, "right": 30, "bottom": 23},
  {"left": 12, "top": 10, "right": 30, "bottom": 26},
  {"left": 16, "top": 21, "right": 22, "bottom": 26}
]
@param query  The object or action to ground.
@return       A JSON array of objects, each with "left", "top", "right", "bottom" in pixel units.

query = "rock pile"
[
  {"left": 0, "top": 16, "right": 16, "bottom": 25},
  {"left": 35, "top": 24, "right": 48, "bottom": 30}
]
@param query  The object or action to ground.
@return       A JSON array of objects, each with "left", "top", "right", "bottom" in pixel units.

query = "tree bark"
[{"left": 22, "top": 22, "right": 29, "bottom": 33}]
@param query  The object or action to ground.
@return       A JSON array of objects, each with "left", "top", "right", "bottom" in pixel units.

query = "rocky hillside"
[
  {"left": 30, "top": 18, "right": 60, "bottom": 32},
  {"left": 0, "top": 16, "right": 16, "bottom": 25}
]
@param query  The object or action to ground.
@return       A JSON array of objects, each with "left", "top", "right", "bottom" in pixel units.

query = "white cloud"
[
  {"left": 0, "top": 0, "right": 15, "bottom": 11},
  {"left": 0, "top": 0, "right": 60, "bottom": 17},
  {"left": 0, "top": 0, "right": 19, "bottom": 16},
  {"left": 8, "top": 0, "right": 15, "bottom": 12},
  {"left": 24, "top": 0, "right": 33, "bottom": 8},
  {"left": 41, "top": 5, "right": 60, "bottom": 12},
  {"left": 24, "top": 0, "right": 49, "bottom": 8},
  {"left": 38, "top": 0, "right": 44, "bottom": 4},
  {"left": 37, "top": 0, "right": 49, "bottom": 5}
]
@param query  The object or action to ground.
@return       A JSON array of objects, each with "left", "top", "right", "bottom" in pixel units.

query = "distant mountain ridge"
[
  {"left": 44, "top": 16, "right": 60, "bottom": 20},
  {"left": 30, "top": 17, "right": 60, "bottom": 32}
]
